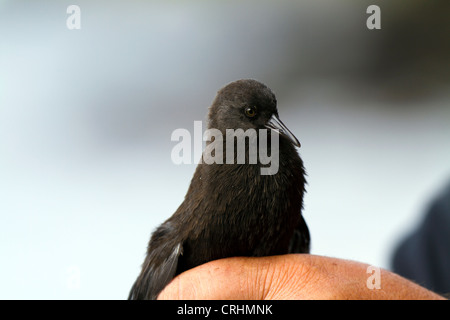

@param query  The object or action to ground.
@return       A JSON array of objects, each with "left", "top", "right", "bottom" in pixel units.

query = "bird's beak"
[{"left": 265, "top": 114, "right": 301, "bottom": 148}]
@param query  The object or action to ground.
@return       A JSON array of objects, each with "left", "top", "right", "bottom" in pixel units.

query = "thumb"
[
  {"left": 157, "top": 255, "right": 309, "bottom": 300},
  {"left": 157, "top": 257, "right": 255, "bottom": 299}
]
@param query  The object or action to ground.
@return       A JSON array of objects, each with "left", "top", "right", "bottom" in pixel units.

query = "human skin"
[{"left": 157, "top": 254, "right": 446, "bottom": 300}]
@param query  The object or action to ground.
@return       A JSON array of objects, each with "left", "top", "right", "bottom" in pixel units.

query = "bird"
[{"left": 128, "top": 79, "right": 309, "bottom": 300}]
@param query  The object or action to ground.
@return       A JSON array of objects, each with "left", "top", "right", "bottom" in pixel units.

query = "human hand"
[{"left": 157, "top": 254, "right": 445, "bottom": 300}]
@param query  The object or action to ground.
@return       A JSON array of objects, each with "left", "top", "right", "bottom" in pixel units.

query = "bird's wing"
[
  {"left": 128, "top": 224, "right": 183, "bottom": 300},
  {"left": 288, "top": 215, "right": 310, "bottom": 254}
]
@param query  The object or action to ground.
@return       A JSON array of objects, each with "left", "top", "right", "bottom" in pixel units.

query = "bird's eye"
[{"left": 244, "top": 106, "right": 257, "bottom": 118}]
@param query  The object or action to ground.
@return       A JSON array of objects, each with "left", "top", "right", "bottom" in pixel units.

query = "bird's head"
[{"left": 208, "top": 79, "right": 300, "bottom": 147}]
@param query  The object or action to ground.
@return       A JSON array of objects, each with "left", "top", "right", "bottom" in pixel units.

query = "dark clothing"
[{"left": 392, "top": 181, "right": 450, "bottom": 295}]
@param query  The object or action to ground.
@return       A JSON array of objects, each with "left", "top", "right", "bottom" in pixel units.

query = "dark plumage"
[{"left": 129, "top": 79, "right": 309, "bottom": 300}]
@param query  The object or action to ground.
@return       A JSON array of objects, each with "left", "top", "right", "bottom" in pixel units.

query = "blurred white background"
[{"left": 0, "top": 0, "right": 449, "bottom": 299}]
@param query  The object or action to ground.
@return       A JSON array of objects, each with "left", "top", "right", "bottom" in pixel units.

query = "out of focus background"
[{"left": 1, "top": 0, "right": 449, "bottom": 299}]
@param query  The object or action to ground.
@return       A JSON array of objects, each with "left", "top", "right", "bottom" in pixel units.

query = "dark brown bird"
[{"left": 129, "top": 79, "right": 309, "bottom": 300}]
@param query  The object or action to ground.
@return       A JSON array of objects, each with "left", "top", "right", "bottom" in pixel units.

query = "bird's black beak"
[{"left": 265, "top": 114, "right": 301, "bottom": 148}]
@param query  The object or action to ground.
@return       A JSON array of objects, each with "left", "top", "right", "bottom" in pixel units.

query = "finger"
[{"left": 157, "top": 257, "right": 252, "bottom": 300}]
